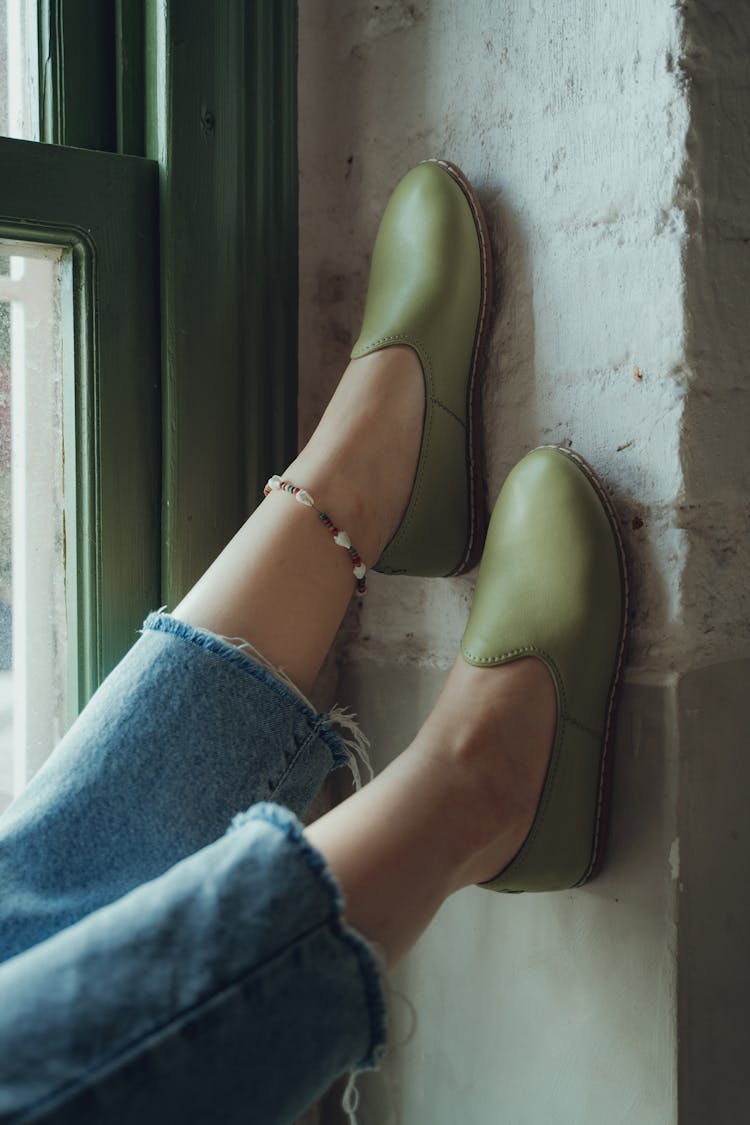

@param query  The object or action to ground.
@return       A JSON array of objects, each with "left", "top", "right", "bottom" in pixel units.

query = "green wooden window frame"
[
  {"left": 0, "top": 0, "right": 297, "bottom": 716},
  {"left": 144, "top": 0, "right": 299, "bottom": 606},
  {"left": 0, "top": 136, "right": 159, "bottom": 714}
]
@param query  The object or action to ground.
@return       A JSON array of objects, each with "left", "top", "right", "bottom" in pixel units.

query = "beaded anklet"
[{"left": 264, "top": 475, "right": 367, "bottom": 596}]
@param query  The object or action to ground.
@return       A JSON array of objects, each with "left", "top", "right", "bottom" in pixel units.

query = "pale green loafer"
[
  {"left": 351, "top": 159, "right": 492, "bottom": 577},
  {"left": 461, "top": 446, "right": 629, "bottom": 892}
]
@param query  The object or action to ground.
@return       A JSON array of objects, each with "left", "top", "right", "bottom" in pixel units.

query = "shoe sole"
[
  {"left": 539, "top": 444, "right": 630, "bottom": 886},
  {"left": 427, "top": 158, "right": 494, "bottom": 576}
]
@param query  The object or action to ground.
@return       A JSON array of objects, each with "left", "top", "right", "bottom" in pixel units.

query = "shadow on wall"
[
  {"left": 342, "top": 668, "right": 679, "bottom": 1125},
  {"left": 298, "top": 1, "right": 432, "bottom": 444},
  {"left": 677, "top": 16, "right": 750, "bottom": 667},
  {"left": 675, "top": 4, "right": 750, "bottom": 1123},
  {"left": 476, "top": 186, "right": 539, "bottom": 507}
]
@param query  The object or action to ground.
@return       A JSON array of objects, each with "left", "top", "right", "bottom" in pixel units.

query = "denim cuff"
[
  {"left": 142, "top": 611, "right": 352, "bottom": 774},
  {"left": 233, "top": 801, "right": 388, "bottom": 1071}
]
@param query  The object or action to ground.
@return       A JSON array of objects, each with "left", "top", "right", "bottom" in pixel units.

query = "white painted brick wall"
[
  {"left": 300, "top": 0, "right": 694, "bottom": 676},
  {"left": 299, "top": 2, "right": 749, "bottom": 1121}
]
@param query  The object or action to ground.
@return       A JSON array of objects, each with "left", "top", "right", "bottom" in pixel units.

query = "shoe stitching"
[
  {"left": 506, "top": 705, "right": 608, "bottom": 877},
  {"left": 461, "top": 651, "right": 603, "bottom": 773},
  {"left": 380, "top": 395, "right": 435, "bottom": 560},
  {"left": 460, "top": 643, "right": 570, "bottom": 716},
  {"left": 433, "top": 160, "right": 490, "bottom": 341},
  {"left": 351, "top": 330, "right": 435, "bottom": 566},
  {"left": 538, "top": 447, "right": 630, "bottom": 885},
  {"left": 478, "top": 705, "right": 569, "bottom": 887},
  {"left": 433, "top": 396, "right": 466, "bottom": 429},
  {"left": 386, "top": 400, "right": 472, "bottom": 555},
  {"left": 461, "top": 643, "right": 571, "bottom": 884},
  {"left": 500, "top": 721, "right": 566, "bottom": 878},
  {"left": 353, "top": 331, "right": 431, "bottom": 369},
  {"left": 465, "top": 449, "right": 630, "bottom": 889},
  {"left": 357, "top": 160, "right": 491, "bottom": 575},
  {"left": 432, "top": 159, "right": 491, "bottom": 574},
  {"left": 566, "top": 714, "right": 602, "bottom": 740},
  {"left": 551, "top": 448, "right": 630, "bottom": 886},
  {"left": 365, "top": 336, "right": 468, "bottom": 563}
]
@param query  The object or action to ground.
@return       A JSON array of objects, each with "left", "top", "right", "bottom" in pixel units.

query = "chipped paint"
[{"left": 669, "top": 837, "right": 680, "bottom": 880}]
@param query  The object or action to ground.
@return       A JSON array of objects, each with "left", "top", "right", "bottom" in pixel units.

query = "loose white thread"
[
  {"left": 342, "top": 1072, "right": 361, "bottom": 1124},
  {"left": 218, "top": 635, "right": 374, "bottom": 793},
  {"left": 228, "top": 637, "right": 314, "bottom": 708},
  {"left": 329, "top": 705, "right": 375, "bottom": 790}
]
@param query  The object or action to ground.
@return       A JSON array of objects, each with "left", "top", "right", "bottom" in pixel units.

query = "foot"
[
  {"left": 414, "top": 654, "right": 557, "bottom": 890},
  {"left": 350, "top": 160, "right": 491, "bottom": 577},
  {"left": 284, "top": 345, "right": 425, "bottom": 568},
  {"left": 304, "top": 651, "right": 557, "bottom": 967}
]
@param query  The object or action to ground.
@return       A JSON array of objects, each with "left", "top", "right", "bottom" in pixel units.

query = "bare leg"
[
  {"left": 173, "top": 347, "right": 424, "bottom": 696},
  {"left": 307, "top": 655, "right": 556, "bottom": 966},
  {"left": 175, "top": 342, "right": 556, "bottom": 967}
]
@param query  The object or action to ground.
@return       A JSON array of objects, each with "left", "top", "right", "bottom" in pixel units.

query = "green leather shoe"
[
  {"left": 461, "top": 446, "right": 628, "bottom": 892},
  {"left": 351, "top": 159, "right": 492, "bottom": 577}
]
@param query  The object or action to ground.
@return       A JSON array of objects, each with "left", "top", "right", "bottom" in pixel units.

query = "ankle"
[
  {"left": 424, "top": 727, "right": 536, "bottom": 892},
  {"left": 285, "top": 348, "right": 425, "bottom": 567},
  {"left": 415, "top": 656, "right": 557, "bottom": 890},
  {"left": 281, "top": 452, "right": 384, "bottom": 568}
]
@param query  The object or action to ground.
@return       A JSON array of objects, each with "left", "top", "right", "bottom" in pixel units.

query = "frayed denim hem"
[
  {"left": 142, "top": 612, "right": 352, "bottom": 774},
  {"left": 233, "top": 802, "right": 388, "bottom": 1072}
]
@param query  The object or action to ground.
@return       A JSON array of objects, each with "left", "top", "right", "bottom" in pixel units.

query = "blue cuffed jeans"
[{"left": 0, "top": 614, "right": 387, "bottom": 1124}]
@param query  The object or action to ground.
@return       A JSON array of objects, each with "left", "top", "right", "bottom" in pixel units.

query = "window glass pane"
[
  {"left": 0, "top": 243, "right": 68, "bottom": 812},
  {"left": 0, "top": 0, "right": 39, "bottom": 141}
]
